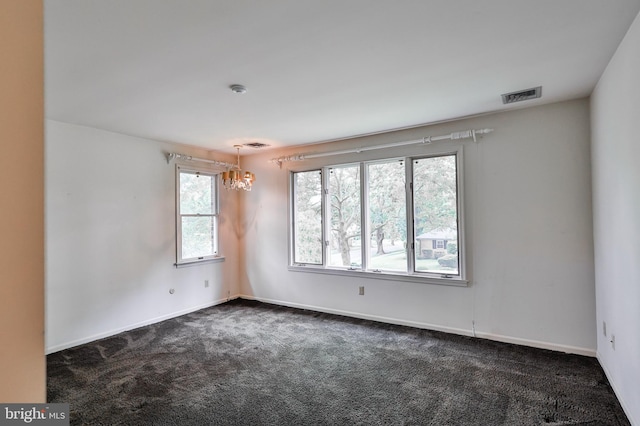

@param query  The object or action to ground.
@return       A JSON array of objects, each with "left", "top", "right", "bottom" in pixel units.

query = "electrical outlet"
[
  {"left": 359, "top": 286, "right": 365, "bottom": 296},
  {"left": 603, "top": 321, "right": 607, "bottom": 336},
  {"left": 204, "top": 280, "right": 209, "bottom": 288},
  {"left": 610, "top": 334, "right": 615, "bottom": 350}
]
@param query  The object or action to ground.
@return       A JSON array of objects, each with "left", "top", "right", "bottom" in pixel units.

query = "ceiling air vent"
[
  {"left": 501, "top": 86, "right": 542, "bottom": 104},
  {"left": 244, "top": 142, "right": 270, "bottom": 149}
]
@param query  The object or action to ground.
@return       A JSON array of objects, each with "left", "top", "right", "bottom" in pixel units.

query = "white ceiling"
[{"left": 45, "top": 0, "right": 640, "bottom": 154}]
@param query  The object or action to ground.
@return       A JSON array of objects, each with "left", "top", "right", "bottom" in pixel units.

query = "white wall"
[
  {"left": 240, "top": 99, "right": 596, "bottom": 355},
  {"left": 591, "top": 10, "right": 640, "bottom": 426},
  {"left": 46, "top": 120, "right": 240, "bottom": 352},
  {"left": 0, "top": 0, "right": 46, "bottom": 402}
]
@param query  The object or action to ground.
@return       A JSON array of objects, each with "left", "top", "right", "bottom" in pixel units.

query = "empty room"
[{"left": 2, "top": 1, "right": 640, "bottom": 425}]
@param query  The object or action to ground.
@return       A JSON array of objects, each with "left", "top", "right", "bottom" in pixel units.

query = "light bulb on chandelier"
[{"left": 222, "top": 145, "right": 255, "bottom": 191}]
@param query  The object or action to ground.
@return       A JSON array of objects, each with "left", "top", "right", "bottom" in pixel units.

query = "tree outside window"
[
  {"left": 177, "top": 168, "right": 219, "bottom": 263},
  {"left": 291, "top": 151, "right": 462, "bottom": 279}
]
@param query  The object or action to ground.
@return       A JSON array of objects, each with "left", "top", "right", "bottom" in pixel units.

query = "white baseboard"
[
  {"left": 239, "top": 294, "right": 596, "bottom": 357},
  {"left": 46, "top": 296, "right": 237, "bottom": 354},
  {"left": 474, "top": 332, "right": 596, "bottom": 357},
  {"left": 47, "top": 293, "right": 597, "bottom": 360},
  {"left": 597, "top": 352, "right": 638, "bottom": 426},
  {"left": 240, "top": 293, "right": 473, "bottom": 335}
]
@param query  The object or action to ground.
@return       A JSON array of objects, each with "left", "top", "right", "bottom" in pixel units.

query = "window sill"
[
  {"left": 175, "top": 256, "right": 225, "bottom": 268},
  {"left": 288, "top": 265, "right": 468, "bottom": 287}
]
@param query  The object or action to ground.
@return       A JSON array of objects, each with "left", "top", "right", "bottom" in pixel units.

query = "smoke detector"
[
  {"left": 501, "top": 86, "right": 542, "bottom": 104},
  {"left": 229, "top": 84, "right": 247, "bottom": 94}
]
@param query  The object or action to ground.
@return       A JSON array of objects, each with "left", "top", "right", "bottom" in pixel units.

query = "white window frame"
[
  {"left": 291, "top": 168, "right": 324, "bottom": 266},
  {"left": 288, "top": 147, "right": 467, "bottom": 286},
  {"left": 175, "top": 165, "right": 223, "bottom": 266}
]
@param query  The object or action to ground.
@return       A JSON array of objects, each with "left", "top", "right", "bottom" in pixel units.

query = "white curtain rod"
[
  {"left": 270, "top": 128, "right": 493, "bottom": 167},
  {"left": 166, "top": 152, "right": 237, "bottom": 169}
]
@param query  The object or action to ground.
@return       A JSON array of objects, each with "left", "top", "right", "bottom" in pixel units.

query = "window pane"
[
  {"left": 181, "top": 216, "right": 216, "bottom": 259},
  {"left": 367, "top": 161, "right": 407, "bottom": 271},
  {"left": 329, "top": 165, "right": 361, "bottom": 268},
  {"left": 413, "top": 155, "right": 459, "bottom": 275},
  {"left": 180, "top": 172, "right": 214, "bottom": 215},
  {"left": 293, "top": 171, "right": 323, "bottom": 264}
]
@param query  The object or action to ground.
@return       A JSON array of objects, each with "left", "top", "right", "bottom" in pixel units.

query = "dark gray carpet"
[{"left": 47, "top": 299, "right": 629, "bottom": 425}]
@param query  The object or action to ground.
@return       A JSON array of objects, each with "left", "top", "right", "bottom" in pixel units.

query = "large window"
[
  {"left": 176, "top": 166, "right": 219, "bottom": 264},
  {"left": 290, "top": 151, "right": 463, "bottom": 283}
]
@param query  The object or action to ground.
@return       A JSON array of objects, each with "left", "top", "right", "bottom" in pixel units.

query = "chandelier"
[{"left": 222, "top": 145, "right": 255, "bottom": 191}]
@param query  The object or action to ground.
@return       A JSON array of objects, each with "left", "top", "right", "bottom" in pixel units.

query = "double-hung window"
[
  {"left": 290, "top": 149, "right": 465, "bottom": 284},
  {"left": 176, "top": 166, "right": 220, "bottom": 265}
]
